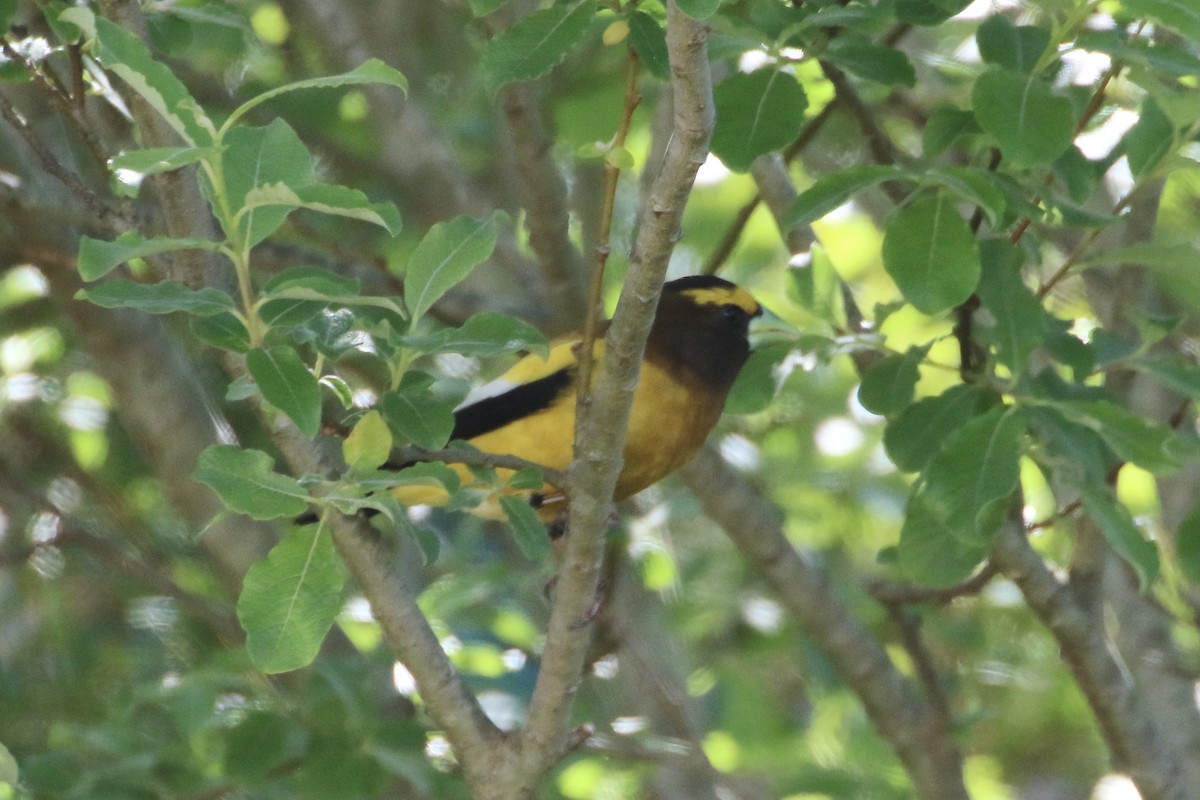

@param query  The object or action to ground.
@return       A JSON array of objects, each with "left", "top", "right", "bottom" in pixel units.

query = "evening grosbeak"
[{"left": 303, "top": 275, "right": 762, "bottom": 524}]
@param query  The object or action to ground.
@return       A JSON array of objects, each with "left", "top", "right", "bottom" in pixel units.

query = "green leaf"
[
  {"left": 219, "top": 119, "right": 315, "bottom": 247},
  {"left": 1025, "top": 405, "right": 1110, "bottom": 485},
  {"left": 857, "top": 344, "right": 929, "bottom": 416},
  {"left": 675, "top": 0, "right": 722, "bottom": 19},
  {"left": 1122, "top": 0, "right": 1200, "bottom": 42},
  {"left": 247, "top": 346, "right": 322, "bottom": 438},
  {"left": 898, "top": 493, "right": 989, "bottom": 586},
  {"left": 192, "top": 313, "right": 251, "bottom": 353},
  {"left": 78, "top": 280, "right": 236, "bottom": 316},
  {"left": 726, "top": 342, "right": 792, "bottom": 415},
  {"left": 192, "top": 445, "right": 310, "bottom": 519},
  {"left": 400, "top": 312, "right": 548, "bottom": 358},
  {"left": 1123, "top": 98, "right": 1175, "bottom": 178},
  {"left": 362, "top": 461, "right": 462, "bottom": 495},
  {"left": 976, "top": 15, "right": 1050, "bottom": 73},
  {"left": 787, "top": 244, "right": 842, "bottom": 324},
  {"left": 796, "top": 3, "right": 881, "bottom": 31},
  {"left": 1077, "top": 481, "right": 1160, "bottom": 590},
  {"left": 976, "top": 238, "right": 1041, "bottom": 375},
  {"left": 1053, "top": 145, "right": 1098, "bottom": 203},
  {"left": 479, "top": 0, "right": 597, "bottom": 94},
  {"left": 895, "top": 0, "right": 972, "bottom": 25},
  {"left": 77, "top": 232, "right": 222, "bottom": 281},
  {"left": 628, "top": 11, "right": 669, "bottom": 79},
  {"left": 884, "top": 384, "right": 995, "bottom": 472},
  {"left": 1176, "top": 502, "right": 1200, "bottom": 583},
  {"left": 972, "top": 67, "right": 1075, "bottom": 167},
  {"left": 110, "top": 145, "right": 220, "bottom": 177},
  {"left": 225, "top": 58, "right": 407, "bottom": 131},
  {"left": 404, "top": 213, "right": 501, "bottom": 323},
  {"left": 380, "top": 390, "right": 456, "bottom": 450},
  {"left": 922, "top": 105, "right": 980, "bottom": 158},
  {"left": 1052, "top": 399, "right": 1180, "bottom": 474},
  {"left": 240, "top": 183, "right": 402, "bottom": 236},
  {"left": 1074, "top": 29, "right": 1200, "bottom": 79},
  {"left": 1131, "top": 354, "right": 1200, "bottom": 400},
  {"left": 343, "top": 410, "right": 393, "bottom": 474},
  {"left": 825, "top": 39, "right": 916, "bottom": 87},
  {"left": 60, "top": 8, "right": 215, "bottom": 145},
  {"left": 238, "top": 525, "right": 346, "bottom": 673},
  {"left": 925, "top": 166, "right": 1008, "bottom": 228},
  {"left": 922, "top": 406, "right": 1026, "bottom": 543},
  {"left": 882, "top": 192, "right": 981, "bottom": 315},
  {"left": 711, "top": 68, "right": 808, "bottom": 173},
  {"left": 1079, "top": 241, "right": 1200, "bottom": 271},
  {"left": 785, "top": 165, "right": 906, "bottom": 230},
  {"left": 262, "top": 266, "right": 362, "bottom": 298},
  {"left": 259, "top": 299, "right": 325, "bottom": 329},
  {"left": 500, "top": 495, "right": 552, "bottom": 560}
]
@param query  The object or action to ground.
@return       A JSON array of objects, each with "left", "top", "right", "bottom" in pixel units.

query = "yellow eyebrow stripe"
[{"left": 679, "top": 286, "right": 761, "bottom": 316}]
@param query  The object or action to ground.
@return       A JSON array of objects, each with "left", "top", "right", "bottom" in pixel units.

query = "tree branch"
[
  {"left": 682, "top": 447, "right": 969, "bottom": 800},
  {"left": 517, "top": 2, "right": 716, "bottom": 789},
  {"left": 499, "top": 81, "right": 588, "bottom": 323},
  {"left": 989, "top": 517, "right": 1189, "bottom": 800}
]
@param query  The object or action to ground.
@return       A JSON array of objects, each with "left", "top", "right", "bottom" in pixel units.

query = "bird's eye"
[{"left": 719, "top": 304, "right": 743, "bottom": 322}]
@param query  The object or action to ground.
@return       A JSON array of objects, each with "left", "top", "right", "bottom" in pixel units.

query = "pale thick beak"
[{"left": 748, "top": 306, "right": 791, "bottom": 349}]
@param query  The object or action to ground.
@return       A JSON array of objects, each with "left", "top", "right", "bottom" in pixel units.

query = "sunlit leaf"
[
  {"left": 400, "top": 312, "right": 548, "bottom": 358},
  {"left": 976, "top": 238, "right": 1041, "bottom": 375},
  {"left": 500, "top": 495, "right": 551, "bottom": 561},
  {"left": 972, "top": 67, "right": 1075, "bottom": 167},
  {"left": 380, "top": 390, "right": 455, "bottom": 450},
  {"left": 225, "top": 58, "right": 407, "bottom": 130},
  {"left": 712, "top": 68, "right": 808, "bottom": 172},
  {"left": 238, "top": 525, "right": 346, "bottom": 673},
  {"left": 628, "top": 11, "right": 669, "bottom": 79},
  {"left": 247, "top": 346, "right": 322, "bottom": 438},
  {"left": 78, "top": 280, "right": 236, "bottom": 316},
  {"left": 922, "top": 406, "right": 1026, "bottom": 543},
  {"left": 884, "top": 384, "right": 996, "bottom": 472},
  {"left": 404, "top": 213, "right": 501, "bottom": 323},
  {"left": 785, "top": 165, "right": 906, "bottom": 230},
  {"left": 479, "top": 0, "right": 597, "bottom": 93},
  {"left": 882, "top": 192, "right": 980, "bottom": 315},
  {"left": 857, "top": 344, "right": 929, "bottom": 416},
  {"left": 1077, "top": 481, "right": 1159, "bottom": 591},
  {"left": 192, "top": 445, "right": 310, "bottom": 519},
  {"left": 77, "top": 232, "right": 223, "bottom": 281},
  {"left": 343, "top": 410, "right": 393, "bottom": 474},
  {"left": 976, "top": 15, "right": 1050, "bottom": 73}
]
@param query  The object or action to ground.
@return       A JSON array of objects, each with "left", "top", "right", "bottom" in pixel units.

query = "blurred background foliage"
[{"left": 2, "top": 0, "right": 1199, "bottom": 798}]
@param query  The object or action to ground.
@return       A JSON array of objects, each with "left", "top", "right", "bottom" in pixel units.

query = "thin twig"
[
  {"left": 1, "top": 36, "right": 111, "bottom": 168},
  {"left": 386, "top": 446, "right": 567, "bottom": 489},
  {"left": 868, "top": 561, "right": 1000, "bottom": 606},
  {"left": 0, "top": 89, "right": 129, "bottom": 228},
  {"left": 576, "top": 48, "right": 642, "bottom": 411},
  {"left": 885, "top": 605, "right": 954, "bottom": 727}
]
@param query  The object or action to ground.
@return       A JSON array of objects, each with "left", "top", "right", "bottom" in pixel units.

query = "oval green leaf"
[
  {"left": 882, "top": 192, "right": 980, "bottom": 315},
  {"left": 247, "top": 346, "right": 322, "bottom": 438}
]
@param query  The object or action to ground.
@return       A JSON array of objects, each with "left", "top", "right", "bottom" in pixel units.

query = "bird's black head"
[{"left": 651, "top": 276, "right": 762, "bottom": 391}]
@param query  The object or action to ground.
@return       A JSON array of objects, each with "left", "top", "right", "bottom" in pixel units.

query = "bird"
[
  {"left": 418, "top": 274, "right": 762, "bottom": 520},
  {"left": 299, "top": 275, "right": 761, "bottom": 526}
]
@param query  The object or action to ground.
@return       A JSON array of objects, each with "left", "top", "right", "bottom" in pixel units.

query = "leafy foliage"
[{"left": 2, "top": 0, "right": 1199, "bottom": 798}]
